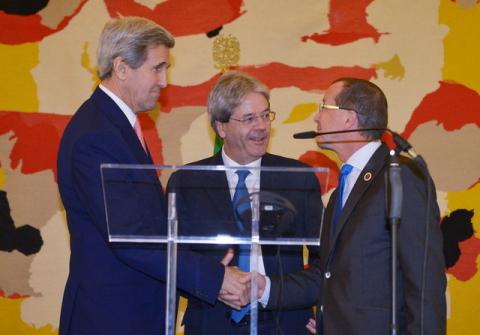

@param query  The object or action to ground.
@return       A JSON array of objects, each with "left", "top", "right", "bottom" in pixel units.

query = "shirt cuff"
[{"left": 258, "top": 276, "right": 271, "bottom": 307}]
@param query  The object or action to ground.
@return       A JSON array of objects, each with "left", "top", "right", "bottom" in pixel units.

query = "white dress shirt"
[
  {"left": 341, "top": 141, "right": 381, "bottom": 205},
  {"left": 221, "top": 148, "right": 271, "bottom": 305},
  {"left": 99, "top": 84, "right": 137, "bottom": 127}
]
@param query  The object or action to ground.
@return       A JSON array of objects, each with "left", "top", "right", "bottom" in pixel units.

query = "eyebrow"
[
  {"left": 243, "top": 108, "right": 270, "bottom": 115},
  {"left": 154, "top": 62, "right": 169, "bottom": 69}
]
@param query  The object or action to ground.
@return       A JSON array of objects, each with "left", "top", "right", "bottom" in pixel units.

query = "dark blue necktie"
[
  {"left": 332, "top": 164, "right": 353, "bottom": 233},
  {"left": 231, "top": 170, "right": 251, "bottom": 323}
]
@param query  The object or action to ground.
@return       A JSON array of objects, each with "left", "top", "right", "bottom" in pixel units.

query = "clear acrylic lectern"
[{"left": 101, "top": 164, "right": 330, "bottom": 335}]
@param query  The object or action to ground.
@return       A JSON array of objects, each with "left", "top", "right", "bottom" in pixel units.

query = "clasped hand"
[{"left": 218, "top": 248, "right": 267, "bottom": 309}]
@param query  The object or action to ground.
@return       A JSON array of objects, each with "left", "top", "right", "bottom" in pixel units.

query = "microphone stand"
[{"left": 388, "top": 150, "right": 403, "bottom": 335}]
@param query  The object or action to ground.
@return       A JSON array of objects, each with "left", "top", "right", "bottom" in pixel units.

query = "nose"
[
  {"left": 253, "top": 115, "right": 269, "bottom": 129},
  {"left": 158, "top": 71, "right": 168, "bottom": 88}
]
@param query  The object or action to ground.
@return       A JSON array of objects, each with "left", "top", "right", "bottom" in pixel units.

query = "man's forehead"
[
  {"left": 324, "top": 81, "right": 344, "bottom": 100},
  {"left": 145, "top": 44, "right": 170, "bottom": 60}
]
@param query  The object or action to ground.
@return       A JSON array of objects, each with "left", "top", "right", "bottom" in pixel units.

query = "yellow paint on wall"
[
  {"left": 446, "top": 183, "right": 480, "bottom": 229},
  {"left": 0, "top": 44, "right": 39, "bottom": 112},
  {"left": 447, "top": 273, "right": 480, "bottom": 335},
  {"left": 81, "top": 41, "right": 100, "bottom": 90},
  {"left": 0, "top": 168, "right": 5, "bottom": 189},
  {"left": 445, "top": 183, "right": 480, "bottom": 335},
  {"left": 0, "top": 296, "right": 57, "bottom": 335},
  {"left": 283, "top": 103, "right": 318, "bottom": 124},
  {"left": 440, "top": 0, "right": 480, "bottom": 92},
  {"left": 374, "top": 54, "right": 405, "bottom": 80}
]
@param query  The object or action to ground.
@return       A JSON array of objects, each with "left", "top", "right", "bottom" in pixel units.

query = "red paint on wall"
[
  {"left": 103, "top": 0, "right": 244, "bottom": 37},
  {"left": 0, "top": 111, "right": 164, "bottom": 181},
  {"left": 402, "top": 81, "right": 480, "bottom": 138},
  {"left": 0, "top": 112, "right": 69, "bottom": 180},
  {"left": 302, "top": 0, "right": 385, "bottom": 45},
  {"left": 448, "top": 236, "right": 480, "bottom": 281},
  {"left": 0, "top": 0, "right": 87, "bottom": 44},
  {"left": 298, "top": 150, "right": 340, "bottom": 195},
  {"left": 160, "top": 64, "right": 377, "bottom": 112}
]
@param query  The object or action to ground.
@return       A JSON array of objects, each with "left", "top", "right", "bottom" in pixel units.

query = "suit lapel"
[
  {"left": 201, "top": 153, "right": 236, "bottom": 224},
  {"left": 93, "top": 88, "right": 153, "bottom": 165},
  {"left": 91, "top": 88, "right": 162, "bottom": 210},
  {"left": 258, "top": 154, "right": 279, "bottom": 274},
  {"left": 329, "top": 145, "right": 390, "bottom": 246}
]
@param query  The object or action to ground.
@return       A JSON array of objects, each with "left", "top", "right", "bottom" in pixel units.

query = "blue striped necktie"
[{"left": 231, "top": 170, "right": 251, "bottom": 323}]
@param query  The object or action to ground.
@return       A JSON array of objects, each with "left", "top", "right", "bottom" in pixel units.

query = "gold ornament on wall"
[{"left": 212, "top": 34, "right": 240, "bottom": 73}]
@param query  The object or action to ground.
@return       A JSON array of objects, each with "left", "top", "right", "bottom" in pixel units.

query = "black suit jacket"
[
  {"left": 168, "top": 152, "right": 323, "bottom": 335},
  {"left": 267, "top": 144, "right": 446, "bottom": 335}
]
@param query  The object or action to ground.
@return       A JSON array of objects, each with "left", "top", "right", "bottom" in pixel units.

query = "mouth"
[{"left": 249, "top": 132, "right": 268, "bottom": 145}]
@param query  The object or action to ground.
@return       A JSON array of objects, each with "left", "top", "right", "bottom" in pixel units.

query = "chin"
[
  {"left": 251, "top": 150, "right": 267, "bottom": 159},
  {"left": 140, "top": 102, "right": 157, "bottom": 112}
]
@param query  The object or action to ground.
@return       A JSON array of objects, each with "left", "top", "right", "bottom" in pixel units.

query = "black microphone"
[
  {"left": 293, "top": 128, "right": 428, "bottom": 170},
  {"left": 293, "top": 131, "right": 318, "bottom": 139},
  {"left": 390, "top": 132, "right": 428, "bottom": 170},
  {"left": 293, "top": 128, "right": 388, "bottom": 139}
]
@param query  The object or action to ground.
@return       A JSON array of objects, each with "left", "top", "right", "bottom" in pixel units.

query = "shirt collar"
[
  {"left": 345, "top": 141, "right": 381, "bottom": 171},
  {"left": 221, "top": 147, "right": 262, "bottom": 169},
  {"left": 99, "top": 84, "right": 137, "bottom": 127}
]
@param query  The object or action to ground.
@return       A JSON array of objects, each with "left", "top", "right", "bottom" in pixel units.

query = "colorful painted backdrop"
[{"left": 1, "top": 1, "right": 479, "bottom": 334}]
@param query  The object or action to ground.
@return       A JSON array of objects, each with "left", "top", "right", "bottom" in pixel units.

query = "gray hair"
[
  {"left": 97, "top": 17, "right": 175, "bottom": 80},
  {"left": 208, "top": 71, "right": 270, "bottom": 134},
  {"left": 333, "top": 77, "right": 388, "bottom": 140}
]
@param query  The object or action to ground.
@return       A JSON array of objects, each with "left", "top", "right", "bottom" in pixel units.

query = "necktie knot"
[
  {"left": 236, "top": 170, "right": 250, "bottom": 184},
  {"left": 340, "top": 163, "right": 353, "bottom": 177}
]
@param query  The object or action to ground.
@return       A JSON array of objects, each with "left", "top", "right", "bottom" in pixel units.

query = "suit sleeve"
[
  {"left": 267, "top": 258, "right": 322, "bottom": 310},
  {"left": 398, "top": 161, "right": 446, "bottom": 335},
  {"left": 303, "top": 171, "right": 323, "bottom": 264},
  {"left": 267, "top": 170, "right": 324, "bottom": 310},
  {"left": 71, "top": 132, "right": 224, "bottom": 304}
]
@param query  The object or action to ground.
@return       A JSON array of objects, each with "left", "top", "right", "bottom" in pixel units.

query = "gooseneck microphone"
[
  {"left": 292, "top": 128, "right": 427, "bottom": 169},
  {"left": 292, "top": 128, "right": 388, "bottom": 139}
]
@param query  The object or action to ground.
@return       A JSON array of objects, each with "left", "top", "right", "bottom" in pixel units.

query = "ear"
[
  {"left": 215, "top": 121, "right": 226, "bottom": 139},
  {"left": 112, "top": 56, "right": 128, "bottom": 80},
  {"left": 344, "top": 110, "right": 359, "bottom": 129}
]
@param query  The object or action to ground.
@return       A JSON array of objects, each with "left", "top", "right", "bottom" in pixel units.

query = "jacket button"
[{"left": 325, "top": 271, "right": 331, "bottom": 279}]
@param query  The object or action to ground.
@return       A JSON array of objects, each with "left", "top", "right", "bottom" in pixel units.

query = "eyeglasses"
[
  {"left": 319, "top": 102, "right": 355, "bottom": 113},
  {"left": 229, "top": 111, "right": 276, "bottom": 125}
]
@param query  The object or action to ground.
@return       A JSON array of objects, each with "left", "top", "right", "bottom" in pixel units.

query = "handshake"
[
  {"left": 215, "top": 248, "right": 318, "bottom": 334},
  {"left": 217, "top": 248, "right": 267, "bottom": 309}
]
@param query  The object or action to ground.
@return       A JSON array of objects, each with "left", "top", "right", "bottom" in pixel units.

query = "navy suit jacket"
[
  {"left": 267, "top": 144, "right": 446, "bottom": 335},
  {"left": 168, "top": 152, "right": 323, "bottom": 334},
  {"left": 57, "top": 88, "right": 224, "bottom": 335}
]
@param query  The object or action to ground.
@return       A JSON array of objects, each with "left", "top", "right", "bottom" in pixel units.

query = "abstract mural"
[{"left": 0, "top": 1, "right": 479, "bottom": 334}]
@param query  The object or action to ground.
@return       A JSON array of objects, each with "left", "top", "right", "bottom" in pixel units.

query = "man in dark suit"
[
  {"left": 168, "top": 71, "right": 323, "bottom": 334},
  {"left": 259, "top": 78, "right": 446, "bottom": 334},
  {"left": 57, "top": 17, "right": 250, "bottom": 335}
]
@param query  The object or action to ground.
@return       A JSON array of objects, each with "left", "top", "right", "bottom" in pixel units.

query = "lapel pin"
[{"left": 363, "top": 172, "right": 372, "bottom": 181}]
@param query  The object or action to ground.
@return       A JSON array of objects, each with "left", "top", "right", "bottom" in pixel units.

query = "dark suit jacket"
[
  {"left": 57, "top": 88, "right": 224, "bottom": 335},
  {"left": 267, "top": 144, "right": 446, "bottom": 335},
  {"left": 167, "top": 152, "right": 323, "bottom": 335}
]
